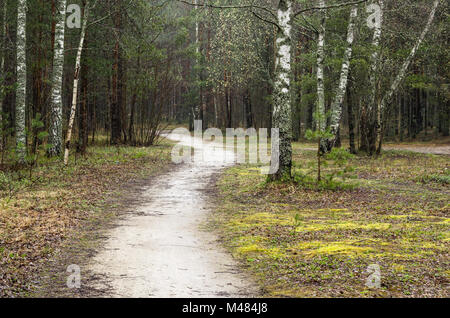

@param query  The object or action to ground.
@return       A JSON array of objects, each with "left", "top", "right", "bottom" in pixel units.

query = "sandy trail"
[{"left": 87, "top": 133, "right": 257, "bottom": 298}]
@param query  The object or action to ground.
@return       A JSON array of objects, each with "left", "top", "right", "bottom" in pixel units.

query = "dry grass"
[{"left": 0, "top": 140, "right": 174, "bottom": 297}]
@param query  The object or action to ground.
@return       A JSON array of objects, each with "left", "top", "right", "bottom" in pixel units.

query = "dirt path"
[
  {"left": 382, "top": 144, "right": 450, "bottom": 155},
  {"left": 87, "top": 133, "right": 257, "bottom": 298}
]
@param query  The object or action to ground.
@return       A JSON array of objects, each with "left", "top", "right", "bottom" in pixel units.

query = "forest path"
[{"left": 87, "top": 132, "right": 257, "bottom": 298}]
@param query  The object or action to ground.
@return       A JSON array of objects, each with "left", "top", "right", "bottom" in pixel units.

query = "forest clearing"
[{"left": 0, "top": 0, "right": 448, "bottom": 304}]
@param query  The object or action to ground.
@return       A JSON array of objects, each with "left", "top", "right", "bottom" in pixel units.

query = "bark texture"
[
  {"left": 376, "top": 0, "right": 440, "bottom": 152},
  {"left": 315, "top": 0, "right": 326, "bottom": 134},
  {"left": 15, "top": 0, "right": 27, "bottom": 162},
  {"left": 321, "top": 6, "right": 358, "bottom": 152},
  {"left": 48, "top": 0, "right": 66, "bottom": 157},
  {"left": 64, "top": 0, "right": 90, "bottom": 165},
  {"left": 271, "top": 0, "right": 292, "bottom": 180}
]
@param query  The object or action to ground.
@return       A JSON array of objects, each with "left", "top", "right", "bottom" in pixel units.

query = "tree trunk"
[
  {"left": 48, "top": 0, "right": 66, "bottom": 157},
  {"left": 110, "top": 6, "right": 122, "bottom": 145},
  {"left": 193, "top": 0, "right": 201, "bottom": 121},
  {"left": 0, "top": 1, "right": 6, "bottom": 156},
  {"left": 15, "top": 0, "right": 27, "bottom": 163},
  {"left": 360, "top": 0, "right": 384, "bottom": 154},
  {"left": 376, "top": 0, "right": 440, "bottom": 153},
  {"left": 347, "top": 83, "right": 356, "bottom": 154},
  {"left": 315, "top": 0, "right": 326, "bottom": 134},
  {"left": 64, "top": 0, "right": 90, "bottom": 165},
  {"left": 244, "top": 87, "right": 253, "bottom": 128},
  {"left": 78, "top": 34, "right": 88, "bottom": 155},
  {"left": 270, "top": 0, "right": 293, "bottom": 180},
  {"left": 321, "top": 5, "right": 358, "bottom": 153}
]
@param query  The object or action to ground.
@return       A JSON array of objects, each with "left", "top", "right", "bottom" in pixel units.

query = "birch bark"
[
  {"left": 271, "top": 0, "right": 292, "bottom": 180},
  {"left": 64, "top": 0, "right": 90, "bottom": 165},
  {"left": 16, "top": 0, "right": 27, "bottom": 162},
  {"left": 376, "top": 0, "right": 440, "bottom": 152},
  {"left": 316, "top": 0, "right": 326, "bottom": 134},
  {"left": 48, "top": 0, "right": 67, "bottom": 157},
  {"left": 321, "top": 6, "right": 358, "bottom": 152},
  {"left": 360, "top": 0, "right": 383, "bottom": 153}
]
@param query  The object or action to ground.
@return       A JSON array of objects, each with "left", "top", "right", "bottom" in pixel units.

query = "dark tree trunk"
[
  {"left": 244, "top": 87, "right": 253, "bottom": 128},
  {"left": 347, "top": 85, "right": 356, "bottom": 154},
  {"left": 78, "top": 56, "right": 88, "bottom": 154},
  {"left": 110, "top": 6, "right": 122, "bottom": 145}
]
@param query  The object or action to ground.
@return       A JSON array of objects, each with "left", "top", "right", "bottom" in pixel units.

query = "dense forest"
[
  {"left": 0, "top": 0, "right": 449, "bottom": 300},
  {"left": 0, "top": 0, "right": 448, "bottom": 168}
]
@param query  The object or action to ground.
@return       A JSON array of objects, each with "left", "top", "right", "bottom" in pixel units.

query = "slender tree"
[
  {"left": 48, "top": 0, "right": 66, "bottom": 157},
  {"left": 315, "top": 0, "right": 326, "bottom": 135},
  {"left": 321, "top": 5, "right": 358, "bottom": 152},
  {"left": 270, "top": 0, "right": 293, "bottom": 179},
  {"left": 375, "top": 0, "right": 440, "bottom": 152},
  {"left": 15, "top": 0, "right": 27, "bottom": 163},
  {"left": 64, "top": 0, "right": 90, "bottom": 165}
]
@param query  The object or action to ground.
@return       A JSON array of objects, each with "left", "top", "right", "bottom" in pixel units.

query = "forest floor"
[
  {"left": 0, "top": 139, "right": 174, "bottom": 297},
  {"left": 212, "top": 142, "right": 449, "bottom": 298},
  {"left": 80, "top": 132, "right": 257, "bottom": 297},
  {"left": 1, "top": 133, "right": 448, "bottom": 298}
]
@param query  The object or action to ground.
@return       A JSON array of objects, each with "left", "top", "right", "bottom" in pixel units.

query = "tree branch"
[
  {"left": 177, "top": 0, "right": 277, "bottom": 20},
  {"left": 293, "top": 0, "right": 368, "bottom": 18}
]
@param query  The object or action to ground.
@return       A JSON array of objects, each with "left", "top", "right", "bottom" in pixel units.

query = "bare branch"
[
  {"left": 293, "top": 0, "right": 368, "bottom": 18},
  {"left": 176, "top": 0, "right": 277, "bottom": 20}
]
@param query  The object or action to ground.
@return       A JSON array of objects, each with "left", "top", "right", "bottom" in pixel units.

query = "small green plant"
[
  {"left": 305, "top": 110, "right": 333, "bottom": 183},
  {"left": 291, "top": 213, "right": 304, "bottom": 234},
  {"left": 417, "top": 168, "right": 450, "bottom": 185},
  {"left": 25, "top": 113, "right": 50, "bottom": 180},
  {"left": 299, "top": 111, "right": 356, "bottom": 191}
]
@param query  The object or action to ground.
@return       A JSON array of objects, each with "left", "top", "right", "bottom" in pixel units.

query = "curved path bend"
[{"left": 87, "top": 133, "right": 257, "bottom": 298}]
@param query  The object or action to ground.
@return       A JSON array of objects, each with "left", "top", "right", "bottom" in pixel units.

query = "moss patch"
[{"left": 211, "top": 143, "right": 449, "bottom": 298}]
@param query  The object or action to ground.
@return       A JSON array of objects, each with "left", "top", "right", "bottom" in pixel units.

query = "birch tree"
[
  {"left": 360, "top": 0, "right": 383, "bottom": 154},
  {"left": 321, "top": 5, "right": 358, "bottom": 152},
  {"left": 270, "top": 0, "right": 293, "bottom": 179},
  {"left": 64, "top": 0, "right": 90, "bottom": 165},
  {"left": 315, "top": 0, "right": 326, "bottom": 135},
  {"left": 375, "top": 0, "right": 440, "bottom": 153},
  {"left": 48, "top": 0, "right": 67, "bottom": 157},
  {"left": 16, "top": 0, "right": 27, "bottom": 163},
  {"left": 177, "top": 0, "right": 369, "bottom": 180}
]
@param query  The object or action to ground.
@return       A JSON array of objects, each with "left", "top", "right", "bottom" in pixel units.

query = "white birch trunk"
[
  {"left": 376, "top": 0, "right": 440, "bottom": 152},
  {"left": 367, "top": 0, "right": 383, "bottom": 114},
  {"left": 48, "top": 0, "right": 67, "bottom": 157},
  {"left": 322, "top": 6, "right": 358, "bottom": 151},
  {"left": 316, "top": 0, "right": 326, "bottom": 133},
  {"left": 64, "top": 0, "right": 90, "bottom": 165},
  {"left": 271, "top": 0, "right": 292, "bottom": 179},
  {"left": 16, "top": 0, "right": 27, "bottom": 162}
]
